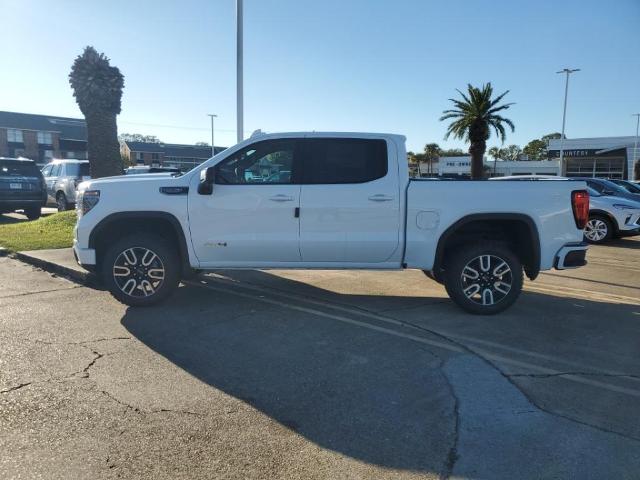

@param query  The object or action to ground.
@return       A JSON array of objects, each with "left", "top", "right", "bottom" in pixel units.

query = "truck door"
[
  {"left": 298, "top": 137, "right": 401, "bottom": 263},
  {"left": 188, "top": 138, "right": 302, "bottom": 266}
]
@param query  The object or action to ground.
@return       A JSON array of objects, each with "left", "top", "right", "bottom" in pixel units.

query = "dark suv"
[{"left": 0, "top": 158, "right": 46, "bottom": 220}]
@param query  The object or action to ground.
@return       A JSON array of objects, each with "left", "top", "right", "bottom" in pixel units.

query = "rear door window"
[
  {"left": 65, "top": 163, "right": 90, "bottom": 177},
  {"left": 301, "top": 138, "right": 388, "bottom": 184}
]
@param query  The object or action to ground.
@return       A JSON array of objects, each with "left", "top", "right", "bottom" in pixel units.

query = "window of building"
[
  {"left": 65, "top": 151, "right": 75, "bottom": 159},
  {"left": 43, "top": 150, "right": 54, "bottom": 162},
  {"left": 7, "top": 129, "right": 23, "bottom": 143},
  {"left": 37, "top": 131, "right": 53, "bottom": 144},
  {"left": 136, "top": 152, "right": 144, "bottom": 164},
  {"left": 216, "top": 140, "right": 296, "bottom": 185},
  {"left": 301, "top": 138, "right": 387, "bottom": 184}
]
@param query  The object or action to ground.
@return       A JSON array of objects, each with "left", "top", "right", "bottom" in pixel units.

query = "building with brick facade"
[
  {"left": 121, "top": 141, "right": 225, "bottom": 171},
  {"left": 0, "top": 111, "right": 87, "bottom": 165}
]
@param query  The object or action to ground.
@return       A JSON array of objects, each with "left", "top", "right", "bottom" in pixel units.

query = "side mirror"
[{"left": 197, "top": 167, "right": 215, "bottom": 195}]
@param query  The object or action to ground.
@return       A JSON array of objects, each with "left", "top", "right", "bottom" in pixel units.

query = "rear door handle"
[
  {"left": 269, "top": 194, "right": 294, "bottom": 202},
  {"left": 368, "top": 194, "right": 394, "bottom": 202}
]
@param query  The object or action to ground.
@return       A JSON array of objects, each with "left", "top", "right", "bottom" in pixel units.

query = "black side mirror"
[{"left": 197, "top": 167, "right": 215, "bottom": 195}]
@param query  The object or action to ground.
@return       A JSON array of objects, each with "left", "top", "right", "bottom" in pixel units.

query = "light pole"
[
  {"left": 236, "top": 0, "right": 243, "bottom": 144},
  {"left": 556, "top": 68, "right": 580, "bottom": 175},
  {"left": 632, "top": 114, "right": 640, "bottom": 180},
  {"left": 207, "top": 114, "right": 217, "bottom": 157}
]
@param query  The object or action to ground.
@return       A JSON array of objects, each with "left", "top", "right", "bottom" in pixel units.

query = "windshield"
[{"left": 0, "top": 160, "right": 41, "bottom": 177}]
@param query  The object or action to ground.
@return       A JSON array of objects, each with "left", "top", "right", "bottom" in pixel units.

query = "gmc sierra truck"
[{"left": 73, "top": 132, "right": 590, "bottom": 314}]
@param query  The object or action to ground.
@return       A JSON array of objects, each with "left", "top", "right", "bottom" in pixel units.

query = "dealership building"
[{"left": 548, "top": 136, "right": 639, "bottom": 180}]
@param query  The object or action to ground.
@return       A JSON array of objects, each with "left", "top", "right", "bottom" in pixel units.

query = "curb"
[
  {"left": 0, "top": 247, "right": 8, "bottom": 258},
  {"left": 11, "top": 251, "right": 98, "bottom": 287}
]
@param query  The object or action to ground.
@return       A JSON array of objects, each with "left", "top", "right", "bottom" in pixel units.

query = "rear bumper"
[
  {"left": 0, "top": 199, "right": 45, "bottom": 211},
  {"left": 554, "top": 242, "right": 588, "bottom": 269}
]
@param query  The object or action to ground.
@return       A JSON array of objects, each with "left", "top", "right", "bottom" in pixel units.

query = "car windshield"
[
  {"left": 65, "top": 163, "right": 90, "bottom": 177},
  {"left": 0, "top": 160, "right": 40, "bottom": 177}
]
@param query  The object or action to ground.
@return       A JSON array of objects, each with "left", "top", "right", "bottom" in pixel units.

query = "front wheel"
[
  {"left": 443, "top": 242, "right": 523, "bottom": 315},
  {"left": 101, "top": 234, "right": 180, "bottom": 307},
  {"left": 584, "top": 215, "right": 613, "bottom": 244}
]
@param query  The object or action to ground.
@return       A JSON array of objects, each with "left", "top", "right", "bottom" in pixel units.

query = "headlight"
[
  {"left": 77, "top": 190, "right": 100, "bottom": 217},
  {"left": 613, "top": 204, "right": 638, "bottom": 210}
]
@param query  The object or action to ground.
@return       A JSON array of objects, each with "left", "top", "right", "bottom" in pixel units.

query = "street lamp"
[
  {"left": 633, "top": 113, "right": 640, "bottom": 180},
  {"left": 207, "top": 114, "right": 217, "bottom": 157},
  {"left": 236, "top": 0, "right": 243, "bottom": 144},
  {"left": 556, "top": 68, "right": 580, "bottom": 174}
]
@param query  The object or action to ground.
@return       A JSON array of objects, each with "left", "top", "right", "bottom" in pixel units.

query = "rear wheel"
[
  {"left": 443, "top": 242, "right": 523, "bottom": 315},
  {"left": 584, "top": 215, "right": 613, "bottom": 244},
  {"left": 24, "top": 207, "right": 41, "bottom": 220},
  {"left": 101, "top": 233, "right": 180, "bottom": 307},
  {"left": 56, "top": 192, "right": 70, "bottom": 212}
]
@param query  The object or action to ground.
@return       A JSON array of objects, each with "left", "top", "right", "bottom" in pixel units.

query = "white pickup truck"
[{"left": 74, "top": 132, "right": 590, "bottom": 314}]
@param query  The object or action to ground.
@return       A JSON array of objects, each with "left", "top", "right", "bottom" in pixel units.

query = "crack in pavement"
[
  {"left": 98, "top": 388, "right": 204, "bottom": 417},
  {"left": 439, "top": 359, "right": 460, "bottom": 480},
  {"left": 0, "top": 285, "right": 83, "bottom": 299},
  {"left": 0, "top": 382, "right": 32, "bottom": 394}
]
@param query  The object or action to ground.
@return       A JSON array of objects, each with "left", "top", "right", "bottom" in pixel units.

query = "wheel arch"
[
  {"left": 88, "top": 211, "right": 191, "bottom": 274},
  {"left": 433, "top": 213, "right": 541, "bottom": 281}
]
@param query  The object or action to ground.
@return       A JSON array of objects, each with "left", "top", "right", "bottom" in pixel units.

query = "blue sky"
[{"left": 2, "top": 0, "right": 639, "bottom": 152}]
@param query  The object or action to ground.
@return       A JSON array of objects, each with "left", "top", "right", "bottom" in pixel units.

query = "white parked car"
[
  {"left": 73, "top": 132, "right": 590, "bottom": 314},
  {"left": 583, "top": 186, "right": 640, "bottom": 244}
]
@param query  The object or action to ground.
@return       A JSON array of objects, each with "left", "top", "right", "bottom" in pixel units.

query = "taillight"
[{"left": 571, "top": 190, "right": 589, "bottom": 230}]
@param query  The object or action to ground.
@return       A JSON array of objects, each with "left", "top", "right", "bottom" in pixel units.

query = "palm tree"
[
  {"left": 488, "top": 146, "right": 501, "bottom": 177},
  {"left": 440, "top": 83, "right": 514, "bottom": 179},
  {"left": 423, "top": 143, "right": 441, "bottom": 176},
  {"left": 69, "top": 46, "right": 124, "bottom": 178}
]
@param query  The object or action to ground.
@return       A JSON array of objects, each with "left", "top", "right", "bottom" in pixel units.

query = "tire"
[
  {"left": 101, "top": 233, "right": 180, "bottom": 307},
  {"left": 56, "top": 192, "right": 69, "bottom": 212},
  {"left": 443, "top": 242, "right": 523, "bottom": 315},
  {"left": 584, "top": 215, "right": 613, "bottom": 244},
  {"left": 24, "top": 207, "right": 41, "bottom": 220}
]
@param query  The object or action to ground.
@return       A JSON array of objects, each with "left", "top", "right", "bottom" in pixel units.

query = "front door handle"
[
  {"left": 269, "top": 194, "right": 294, "bottom": 202},
  {"left": 368, "top": 194, "right": 394, "bottom": 202}
]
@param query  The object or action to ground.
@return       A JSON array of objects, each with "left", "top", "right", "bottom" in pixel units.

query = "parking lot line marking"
[
  {"left": 186, "top": 279, "right": 640, "bottom": 398},
  {"left": 524, "top": 283, "right": 640, "bottom": 305}
]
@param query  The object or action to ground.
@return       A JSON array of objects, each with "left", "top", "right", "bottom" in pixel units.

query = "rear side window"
[
  {"left": 302, "top": 138, "right": 388, "bottom": 184},
  {"left": 0, "top": 160, "right": 40, "bottom": 177},
  {"left": 65, "top": 163, "right": 90, "bottom": 177}
]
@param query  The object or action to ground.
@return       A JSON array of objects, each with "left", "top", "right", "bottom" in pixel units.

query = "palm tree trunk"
[
  {"left": 86, "top": 113, "right": 123, "bottom": 178},
  {"left": 469, "top": 141, "right": 486, "bottom": 179}
]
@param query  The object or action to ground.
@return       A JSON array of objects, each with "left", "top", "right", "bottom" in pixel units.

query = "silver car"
[
  {"left": 41, "top": 160, "right": 91, "bottom": 211},
  {"left": 585, "top": 186, "right": 640, "bottom": 243}
]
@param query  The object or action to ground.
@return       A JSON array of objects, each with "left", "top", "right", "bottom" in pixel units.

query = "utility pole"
[
  {"left": 236, "top": 0, "right": 243, "bottom": 144},
  {"left": 556, "top": 68, "right": 580, "bottom": 175},
  {"left": 207, "top": 114, "right": 217, "bottom": 157},
  {"left": 633, "top": 113, "right": 640, "bottom": 180}
]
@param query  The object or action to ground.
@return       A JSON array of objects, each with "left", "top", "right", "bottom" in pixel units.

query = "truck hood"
[{"left": 78, "top": 173, "right": 186, "bottom": 191}]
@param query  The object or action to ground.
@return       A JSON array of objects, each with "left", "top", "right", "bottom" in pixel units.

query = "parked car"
[
  {"left": 0, "top": 157, "right": 46, "bottom": 220},
  {"left": 571, "top": 177, "right": 640, "bottom": 201},
  {"left": 41, "top": 160, "right": 91, "bottom": 211},
  {"left": 125, "top": 166, "right": 181, "bottom": 175},
  {"left": 74, "top": 132, "right": 590, "bottom": 315},
  {"left": 608, "top": 178, "right": 640, "bottom": 195},
  {"left": 583, "top": 186, "right": 640, "bottom": 244}
]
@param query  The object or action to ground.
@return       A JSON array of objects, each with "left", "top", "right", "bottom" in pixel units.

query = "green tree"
[
  {"left": 502, "top": 144, "right": 522, "bottom": 161},
  {"left": 439, "top": 148, "right": 466, "bottom": 157},
  {"left": 542, "top": 132, "right": 563, "bottom": 142},
  {"left": 523, "top": 139, "right": 547, "bottom": 160},
  {"left": 118, "top": 133, "right": 161, "bottom": 143},
  {"left": 440, "top": 83, "right": 515, "bottom": 179},
  {"left": 69, "top": 46, "right": 124, "bottom": 178}
]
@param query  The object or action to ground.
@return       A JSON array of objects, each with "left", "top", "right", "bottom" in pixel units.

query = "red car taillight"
[{"left": 571, "top": 190, "right": 589, "bottom": 230}]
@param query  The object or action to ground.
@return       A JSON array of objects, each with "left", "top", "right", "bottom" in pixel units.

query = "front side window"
[
  {"left": 301, "top": 138, "right": 388, "bottom": 184},
  {"left": 215, "top": 140, "right": 296, "bottom": 185},
  {"left": 7, "top": 129, "right": 24, "bottom": 143},
  {"left": 41, "top": 164, "right": 53, "bottom": 177}
]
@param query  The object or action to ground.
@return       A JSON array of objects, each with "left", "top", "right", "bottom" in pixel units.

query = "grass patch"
[{"left": 0, "top": 211, "right": 76, "bottom": 251}]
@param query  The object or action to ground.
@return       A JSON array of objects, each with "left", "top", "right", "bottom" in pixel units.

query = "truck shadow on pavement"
[{"left": 120, "top": 270, "right": 640, "bottom": 473}]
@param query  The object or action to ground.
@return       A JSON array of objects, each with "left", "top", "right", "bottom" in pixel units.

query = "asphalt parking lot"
[{"left": 1, "top": 237, "right": 639, "bottom": 479}]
